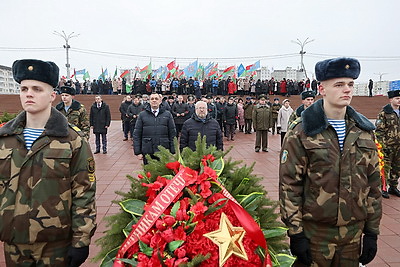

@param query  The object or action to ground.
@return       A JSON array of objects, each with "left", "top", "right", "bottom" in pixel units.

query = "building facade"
[{"left": 0, "top": 65, "right": 19, "bottom": 94}]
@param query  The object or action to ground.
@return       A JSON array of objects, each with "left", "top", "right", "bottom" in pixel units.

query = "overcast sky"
[{"left": 1, "top": 0, "right": 399, "bottom": 83}]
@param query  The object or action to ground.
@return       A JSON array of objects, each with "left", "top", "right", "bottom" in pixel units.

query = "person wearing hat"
[
  {"left": 375, "top": 89, "right": 400, "bottom": 198},
  {"left": 244, "top": 96, "right": 255, "bottom": 134},
  {"left": 0, "top": 59, "right": 96, "bottom": 266},
  {"left": 277, "top": 99, "right": 293, "bottom": 145},
  {"left": 271, "top": 97, "right": 282, "bottom": 134},
  {"left": 55, "top": 85, "right": 90, "bottom": 139},
  {"left": 252, "top": 94, "right": 273, "bottom": 152},
  {"left": 287, "top": 90, "right": 316, "bottom": 127},
  {"left": 280, "top": 57, "right": 381, "bottom": 266},
  {"left": 223, "top": 96, "right": 238, "bottom": 141}
]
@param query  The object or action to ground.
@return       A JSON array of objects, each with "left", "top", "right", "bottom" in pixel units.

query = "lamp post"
[
  {"left": 53, "top": 31, "right": 80, "bottom": 79},
  {"left": 291, "top": 38, "right": 315, "bottom": 79},
  {"left": 374, "top": 72, "right": 388, "bottom": 94}
]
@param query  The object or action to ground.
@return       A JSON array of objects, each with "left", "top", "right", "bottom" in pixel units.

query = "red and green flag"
[
  {"left": 140, "top": 62, "right": 152, "bottom": 80},
  {"left": 221, "top": 66, "right": 235, "bottom": 78},
  {"left": 120, "top": 70, "right": 129, "bottom": 78},
  {"left": 208, "top": 63, "right": 219, "bottom": 78}
]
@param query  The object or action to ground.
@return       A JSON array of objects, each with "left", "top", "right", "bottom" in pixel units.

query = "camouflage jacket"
[
  {"left": 375, "top": 103, "right": 400, "bottom": 146},
  {"left": 56, "top": 100, "right": 90, "bottom": 139},
  {"left": 279, "top": 99, "right": 381, "bottom": 236},
  {"left": 252, "top": 104, "right": 273, "bottom": 130},
  {"left": 271, "top": 103, "right": 282, "bottom": 119},
  {"left": 287, "top": 104, "right": 304, "bottom": 127},
  {"left": 0, "top": 108, "right": 96, "bottom": 247}
]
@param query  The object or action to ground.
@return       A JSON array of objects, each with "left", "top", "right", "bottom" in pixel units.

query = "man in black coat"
[
  {"left": 171, "top": 95, "right": 189, "bottom": 137},
  {"left": 119, "top": 95, "right": 133, "bottom": 141},
  {"left": 127, "top": 95, "right": 144, "bottom": 138},
  {"left": 133, "top": 93, "right": 176, "bottom": 164},
  {"left": 90, "top": 95, "right": 111, "bottom": 154},
  {"left": 180, "top": 101, "right": 223, "bottom": 151}
]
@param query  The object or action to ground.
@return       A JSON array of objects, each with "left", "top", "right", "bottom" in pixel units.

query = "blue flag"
[
  {"left": 238, "top": 64, "right": 245, "bottom": 77},
  {"left": 204, "top": 62, "right": 214, "bottom": 76},
  {"left": 75, "top": 69, "right": 86, "bottom": 76},
  {"left": 246, "top": 60, "right": 260, "bottom": 72},
  {"left": 184, "top": 60, "right": 198, "bottom": 78}
]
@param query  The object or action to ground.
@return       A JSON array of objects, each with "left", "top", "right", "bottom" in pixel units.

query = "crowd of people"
[
  {"left": 1, "top": 56, "right": 400, "bottom": 266},
  {"left": 56, "top": 75, "right": 319, "bottom": 99}
]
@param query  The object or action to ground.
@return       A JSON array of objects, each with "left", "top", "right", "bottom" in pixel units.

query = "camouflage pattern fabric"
[
  {"left": 287, "top": 104, "right": 304, "bottom": 127},
  {"left": 4, "top": 240, "right": 70, "bottom": 266},
  {"left": 375, "top": 103, "right": 400, "bottom": 186},
  {"left": 280, "top": 100, "right": 381, "bottom": 238},
  {"left": 0, "top": 108, "right": 96, "bottom": 249},
  {"left": 300, "top": 221, "right": 363, "bottom": 266},
  {"left": 271, "top": 103, "right": 282, "bottom": 119},
  {"left": 56, "top": 100, "right": 90, "bottom": 139}
]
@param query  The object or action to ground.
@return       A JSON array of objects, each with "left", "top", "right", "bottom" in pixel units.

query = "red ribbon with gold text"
[{"left": 113, "top": 167, "right": 271, "bottom": 267}]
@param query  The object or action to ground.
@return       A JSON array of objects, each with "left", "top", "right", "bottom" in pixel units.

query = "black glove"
[
  {"left": 289, "top": 232, "right": 312, "bottom": 266},
  {"left": 67, "top": 246, "right": 89, "bottom": 267},
  {"left": 359, "top": 231, "right": 378, "bottom": 265}
]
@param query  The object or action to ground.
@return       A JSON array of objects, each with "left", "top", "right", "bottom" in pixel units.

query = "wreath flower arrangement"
[{"left": 96, "top": 137, "right": 294, "bottom": 267}]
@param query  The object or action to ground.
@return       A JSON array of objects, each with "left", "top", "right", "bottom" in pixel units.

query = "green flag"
[
  {"left": 83, "top": 71, "right": 90, "bottom": 80},
  {"left": 113, "top": 67, "right": 118, "bottom": 79}
]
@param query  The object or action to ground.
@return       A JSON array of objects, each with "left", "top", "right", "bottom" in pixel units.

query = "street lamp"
[
  {"left": 291, "top": 38, "right": 315, "bottom": 79},
  {"left": 374, "top": 72, "right": 388, "bottom": 94},
  {"left": 53, "top": 31, "right": 80, "bottom": 79}
]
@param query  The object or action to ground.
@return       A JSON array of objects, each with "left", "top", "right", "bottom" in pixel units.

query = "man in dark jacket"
[
  {"left": 90, "top": 95, "right": 111, "bottom": 154},
  {"left": 119, "top": 95, "right": 133, "bottom": 141},
  {"left": 223, "top": 97, "right": 238, "bottom": 141},
  {"left": 171, "top": 95, "right": 189, "bottom": 137},
  {"left": 180, "top": 101, "right": 223, "bottom": 151},
  {"left": 127, "top": 95, "right": 144, "bottom": 137},
  {"left": 133, "top": 93, "right": 176, "bottom": 165}
]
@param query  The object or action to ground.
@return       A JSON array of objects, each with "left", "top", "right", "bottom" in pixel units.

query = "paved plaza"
[{"left": 0, "top": 120, "right": 399, "bottom": 266}]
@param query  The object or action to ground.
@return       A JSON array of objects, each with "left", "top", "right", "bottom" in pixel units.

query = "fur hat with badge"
[
  {"left": 315, "top": 57, "right": 360, "bottom": 82},
  {"left": 301, "top": 90, "right": 315, "bottom": 100},
  {"left": 12, "top": 59, "right": 59, "bottom": 88},
  {"left": 59, "top": 86, "right": 76, "bottom": 95},
  {"left": 388, "top": 90, "right": 400, "bottom": 99}
]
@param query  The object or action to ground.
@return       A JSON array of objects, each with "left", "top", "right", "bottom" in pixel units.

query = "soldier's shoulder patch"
[
  {"left": 87, "top": 157, "right": 95, "bottom": 173},
  {"left": 69, "top": 124, "right": 85, "bottom": 137},
  {"left": 289, "top": 118, "right": 301, "bottom": 130},
  {"left": 281, "top": 150, "right": 289, "bottom": 164},
  {"left": 375, "top": 119, "right": 382, "bottom": 126}
]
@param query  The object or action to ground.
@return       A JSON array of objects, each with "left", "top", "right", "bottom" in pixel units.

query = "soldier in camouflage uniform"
[
  {"left": 0, "top": 59, "right": 96, "bottom": 266},
  {"left": 271, "top": 98, "right": 282, "bottom": 134},
  {"left": 287, "top": 90, "right": 315, "bottom": 127},
  {"left": 375, "top": 89, "right": 400, "bottom": 198},
  {"left": 279, "top": 57, "right": 382, "bottom": 266},
  {"left": 55, "top": 86, "right": 90, "bottom": 139}
]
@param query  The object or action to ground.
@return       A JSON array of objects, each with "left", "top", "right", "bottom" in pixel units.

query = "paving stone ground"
[{"left": 1, "top": 120, "right": 399, "bottom": 266}]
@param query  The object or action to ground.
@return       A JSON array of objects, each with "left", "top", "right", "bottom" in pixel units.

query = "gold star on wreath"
[{"left": 203, "top": 212, "right": 248, "bottom": 266}]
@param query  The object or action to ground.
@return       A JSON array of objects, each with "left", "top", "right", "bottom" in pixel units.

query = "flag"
[
  {"left": 204, "top": 62, "right": 214, "bottom": 76},
  {"left": 167, "top": 60, "right": 176, "bottom": 71},
  {"left": 120, "top": 70, "right": 129, "bottom": 78},
  {"left": 184, "top": 60, "right": 198, "bottom": 78},
  {"left": 208, "top": 63, "right": 218, "bottom": 77},
  {"left": 70, "top": 69, "right": 76, "bottom": 79},
  {"left": 195, "top": 64, "right": 204, "bottom": 79},
  {"left": 246, "top": 60, "right": 261, "bottom": 71},
  {"left": 126, "top": 83, "right": 133, "bottom": 94},
  {"left": 103, "top": 68, "right": 108, "bottom": 79},
  {"left": 154, "top": 66, "right": 163, "bottom": 78},
  {"left": 140, "top": 62, "right": 152, "bottom": 80},
  {"left": 98, "top": 68, "right": 108, "bottom": 81},
  {"left": 83, "top": 71, "right": 90, "bottom": 80},
  {"left": 113, "top": 67, "right": 118, "bottom": 78},
  {"left": 221, "top": 66, "right": 235, "bottom": 78},
  {"left": 238, "top": 64, "right": 246, "bottom": 77},
  {"left": 75, "top": 69, "right": 86, "bottom": 76}
]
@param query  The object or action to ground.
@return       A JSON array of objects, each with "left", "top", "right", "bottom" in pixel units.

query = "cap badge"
[
  {"left": 345, "top": 64, "right": 350, "bottom": 69},
  {"left": 28, "top": 66, "right": 34, "bottom": 71}
]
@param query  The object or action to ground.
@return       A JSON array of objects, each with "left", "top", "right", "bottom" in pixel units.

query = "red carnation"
[
  {"left": 190, "top": 202, "right": 208, "bottom": 216},
  {"left": 166, "top": 161, "right": 181, "bottom": 173},
  {"left": 161, "top": 228, "right": 174, "bottom": 243},
  {"left": 174, "top": 246, "right": 187, "bottom": 258},
  {"left": 163, "top": 215, "right": 176, "bottom": 226},
  {"left": 199, "top": 181, "right": 212, "bottom": 198}
]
